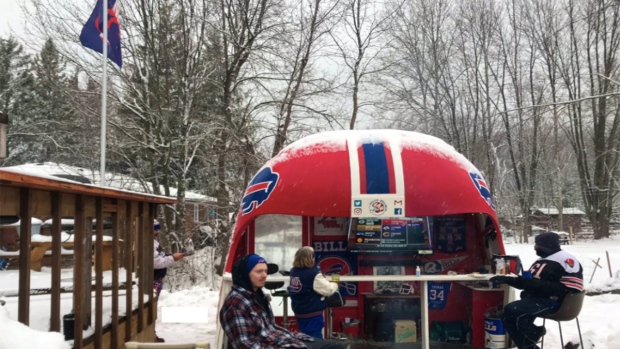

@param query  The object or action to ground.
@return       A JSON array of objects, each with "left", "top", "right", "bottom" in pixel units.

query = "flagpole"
[{"left": 100, "top": 0, "right": 108, "bottom": 187}]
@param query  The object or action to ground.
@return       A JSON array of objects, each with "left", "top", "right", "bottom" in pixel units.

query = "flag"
[{"left": 80, "top": 0, "right": 122, "bottom": 68}]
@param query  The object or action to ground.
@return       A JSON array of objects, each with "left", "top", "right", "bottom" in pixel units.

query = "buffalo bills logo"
[
  {"left": 241, "top": 167, "right": 279, "bottom": 215},
  {"left": 565, "top": 258, "right": 575, "bottom": 267},
  {"left": 469, "top": 172, "right": 495, "bottom": 210},
  {"left": 317, "top": 256, "right": 357, "bottom": 296}
]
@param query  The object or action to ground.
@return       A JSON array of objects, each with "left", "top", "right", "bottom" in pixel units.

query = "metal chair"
[
  {"left": 540, "top": 291, "right": 585, "bottom": 349},
  {"left": 124, "top": 342, "right": 210, "bottom": 349}
]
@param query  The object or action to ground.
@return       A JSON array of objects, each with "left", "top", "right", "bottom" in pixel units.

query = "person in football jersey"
[
  {"left": 288, "top": 246, "right": 340, "bottom": 339},
  {"left": 491, "top": 232, "right": 583, "bottom": 349}
]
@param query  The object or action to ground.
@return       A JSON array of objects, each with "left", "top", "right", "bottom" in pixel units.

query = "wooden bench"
[{"left": 30, "top": 240, "right": 116, "bottom": 272}]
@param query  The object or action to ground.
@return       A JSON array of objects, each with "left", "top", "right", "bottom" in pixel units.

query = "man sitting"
[
  {"left": 219, "top": 254, "right": 345, "bottom": 349},
  {"left": 491, "top": 232, "right": 583, "bottom": 349}
]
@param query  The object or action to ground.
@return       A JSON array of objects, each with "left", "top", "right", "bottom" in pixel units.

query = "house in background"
[{"left": 531, "top": 207, "right": 586, "bottom": 234}]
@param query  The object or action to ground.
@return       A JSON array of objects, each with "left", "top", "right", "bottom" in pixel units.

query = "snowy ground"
[{"left": 1, "top": 237, "right": 619, "bottom": 349}]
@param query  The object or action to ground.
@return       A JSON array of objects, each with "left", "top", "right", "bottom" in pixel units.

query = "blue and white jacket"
[{"left": 288, "top": 267, "right": 339, "bottom": 318}]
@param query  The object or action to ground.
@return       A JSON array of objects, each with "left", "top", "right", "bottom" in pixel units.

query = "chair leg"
[
  {"left": 557, "top": 321, "right": 564, "bottom": 348},
  {"left": 576, "top": 317, "right": 584, "bottom": 349},
  {"left": 541, "top": 318, "right": 545, "bottom": 349}
]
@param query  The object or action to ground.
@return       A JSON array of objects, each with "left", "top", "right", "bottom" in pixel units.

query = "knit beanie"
[{"left": 535, "top": 232, "right": 561, "bottom": 257}]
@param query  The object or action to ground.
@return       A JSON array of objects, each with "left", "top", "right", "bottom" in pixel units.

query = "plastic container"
[
  {"left": 63, "top": 313, "right": 75, "bottom": 340},
  {"left": 416, "top": 266, "right": 421, "bottom": 276},
  {"left": 494, "top": 258, "right": 505, "bottom": 275},
  {"left": 484, "top": 318, "right": 505, "bottom": 349}
]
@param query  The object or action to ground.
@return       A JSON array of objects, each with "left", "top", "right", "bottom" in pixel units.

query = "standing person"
[
  {"left": 219, "top": 253, "right": 345, "bottom": 349},
  {"left": 491, "top": 232, "right": 584, "bottom": 349},
  {"left": 153, "top": 220, "right": 185, "bottom": 342},
  {"left": 288, "top": 246, "right": 339, "bottom": 339}
]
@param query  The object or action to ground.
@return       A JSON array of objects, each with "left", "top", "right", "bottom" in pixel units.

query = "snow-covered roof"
[
  {"left": 2, "top": 162, "right": 215, "bottom": 203},
  {"left": 273, "top": 129, "right": 477, "bottom": 172},
  {"left": 533, "top": 207, "right": 586, "bottom": 216}
]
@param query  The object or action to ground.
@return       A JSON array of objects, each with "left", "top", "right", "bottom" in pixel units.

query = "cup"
[{"left": 522, "top": 271, "right": 533, "bottom": 279}]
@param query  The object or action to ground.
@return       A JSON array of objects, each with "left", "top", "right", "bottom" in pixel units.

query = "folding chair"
[
  {"left": 540, "top": 291, "right": 585, "bottom": 349},
  {"left": 124, "top": 341, "right": 210, "bottom": 349}
]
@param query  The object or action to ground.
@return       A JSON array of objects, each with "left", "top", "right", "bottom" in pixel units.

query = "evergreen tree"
[
  {"left": 0, "top": 36, "right": 37, "bottom": 165},
  {"left": 30, "top": 38, "right": 76, "bottom": 163}
]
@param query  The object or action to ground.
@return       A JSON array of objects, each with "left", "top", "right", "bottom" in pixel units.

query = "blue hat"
[
  {"left": 154, "top": 220, "right": 160, "bottom": 231},
  {"left": 246, "top": 254, "right": 278, "bottom": 275}
]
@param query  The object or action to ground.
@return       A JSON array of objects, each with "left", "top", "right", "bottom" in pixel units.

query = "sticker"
[
  {"left": 369, "top": 199, "right": 387, "bottom": 215},
  {"left": 241, "top": 167, "right": 279, "bottom": 215},
  {"left": 469, "top": 172, "right": 495, "bottom": 210}
]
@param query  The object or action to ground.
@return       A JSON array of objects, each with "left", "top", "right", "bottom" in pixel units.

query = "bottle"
[
  {"left": 416, "top": 266, "right": 421, "bottom": 276},
  {"left": 317, "top": 265, "right": 322, "bottom": 275},
  {"left": 495, "top": 258, "right": 505, "bottom": 275}
]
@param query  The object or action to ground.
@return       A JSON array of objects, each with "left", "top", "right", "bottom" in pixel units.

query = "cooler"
[{"left": 484, "top": 318, "right": 505, "bottom": 349}]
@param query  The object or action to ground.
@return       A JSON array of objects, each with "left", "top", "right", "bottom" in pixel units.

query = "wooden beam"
[
  {"left": 94, "top": 197, "right": 103, "bottom": 349},
  {"left": 103, "top": 203, "right": 117, "bottom": 212},
  {"left": 0, "top": 170, "right": 176, "bottom": 204},
  {"left": 111, "top": 200, "right": 122, "bottom": 349},
  {"left": 18, "top": 188, "right": 32, "bottom": 325},
  {"left": 147, "top": 203, "right": 155, "bottom": 325},
  {"left": 73, "top": 195, "right": 85, "bottom": 348},
  {"left": 31, "top": 189, "right": 51, "bottom": 217},
  {"left": 50, "top": 192, "right": 62, "bottom": 332},
  {"left": 124, "top": 201, "right": 133, "bottom": 342},
  {"left": 0, "top": 186, "right": 19, "bottom": 215},
  {"left": 82, "top": 216, "right": 93, "bottom": 331},
  {"left": 137, "top": 202, "right": 144, "bottom": 333}
]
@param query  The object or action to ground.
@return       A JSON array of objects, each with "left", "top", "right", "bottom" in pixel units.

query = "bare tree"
[
  {"left": 330, "top": 0, "right": 393, "bottom": 130},
  {"left": 211, "top": 0, "right": 288, "bottom": 274},
  {"left": 269, "top": 0, "right": 340, "bottom": 156},
  {"left": 558, "top": 0, "right": 620, "bottom": 239}
]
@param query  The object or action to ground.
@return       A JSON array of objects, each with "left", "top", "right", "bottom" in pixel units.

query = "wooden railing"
[{"left": 0, "top": 170, "right": 176, "bottom": 349}]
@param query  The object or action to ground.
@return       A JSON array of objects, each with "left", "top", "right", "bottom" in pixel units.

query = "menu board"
[{"left": 348, "top": 217, "right": 432, "bottom": 254}]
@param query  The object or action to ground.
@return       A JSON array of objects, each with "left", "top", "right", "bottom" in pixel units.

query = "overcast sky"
[{"left": 0, "top": 0, "right": 27, "bottom": 38}]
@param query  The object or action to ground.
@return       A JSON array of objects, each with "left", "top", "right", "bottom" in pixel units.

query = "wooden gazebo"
[{"left": 0, "top": 169, "right": 176, "bottom": 349}]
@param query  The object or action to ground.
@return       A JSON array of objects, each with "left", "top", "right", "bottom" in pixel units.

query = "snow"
[
  {"left": 269, "top": 130, "right": 478, "bottom": 173},
  {"left": 0, "top": 305, "right": 70, "bottom": 349},
  {"left": 1, "top": 237, "right": 620, "bottom": 349},
  {"left": 2, "top": 162, "right": 214, "bottom": 202}
]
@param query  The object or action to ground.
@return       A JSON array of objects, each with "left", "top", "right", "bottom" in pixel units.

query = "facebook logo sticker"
[
  {"left": 354, "top": 200, "right": 362, "bottom": 207},
  {"left": 394, "top": 208, "right": 402, "bottom": 215}
]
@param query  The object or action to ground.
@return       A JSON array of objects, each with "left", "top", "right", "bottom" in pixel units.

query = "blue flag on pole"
[{"left": 80, "top": 0, "right": 122, "bottom": 68}]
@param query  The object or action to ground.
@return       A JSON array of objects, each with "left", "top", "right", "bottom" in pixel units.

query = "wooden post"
[
  {"left": 94, "top": 197, "right": 103, "bottom": 349},
  {"left": 124, "top": 201, "right": 133, "bottom": 342},
  {"left": 569, "top": 226, "right": 574, "bottom": 244},
  {"left": 589, "top": 257, "right": 601, "bottom": 284},
  {"left": 148, "top": 203, "right": 155, "bottom": 325},
  {"left": 606, "top": 251, "right": 613, "bottom": 278},
  {"left": 111, "top": 199, "right": 121, "bottom": 349},
  {"left": 50, "top": 192, "right": 62, "bottom": 332},
  {"left": 137, "top": 202, "right": 145, "bottom": 333},
  {"left": 18, "top": 188, "right": 32, "bottom": 325},
  {"left": 73, "top": 195, "right": 85, "bottom": 348}
]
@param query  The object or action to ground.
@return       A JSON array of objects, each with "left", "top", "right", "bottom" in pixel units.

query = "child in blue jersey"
[{"left": 288, "top": 246, "right": 339, "bottom": 339}]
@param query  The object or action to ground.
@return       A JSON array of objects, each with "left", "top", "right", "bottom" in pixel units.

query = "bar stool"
[
  {"left": 272, "top": 289, "right": 291, "bottom": 328},
  {"left": 540, "top": 291, "right": 585, "bottom": 349},
  {"left": 326, "top": 295, "right": 346, "bottom": 340}
]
